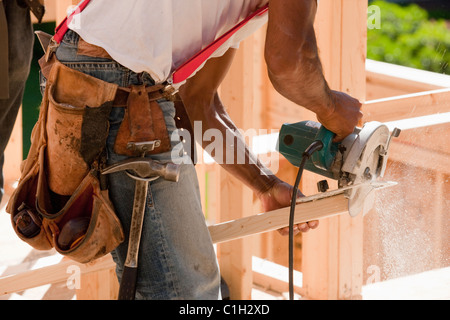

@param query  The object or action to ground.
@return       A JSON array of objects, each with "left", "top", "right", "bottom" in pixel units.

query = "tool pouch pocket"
[
  {"left": 37, "top": 163, "right": 124, "bottom": 263},
  {"left": 10, "top": 151, "right": 124, "bottom": 263},
  {"left": 6, "top": 60, "right": 124, "bottom": 263},
  {"left": 10, "top": 156, "right": 52, "bottom": 251},
  {"left": 45, "top": 62, "right": 117, "bottom": 196},
  {"left": 114, "top": 85, "right": 172, "bottom": 156}
]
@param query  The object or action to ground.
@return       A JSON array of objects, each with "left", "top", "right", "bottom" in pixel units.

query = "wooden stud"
[
  {"left": 302, "top": 0, "right": 367, "bottom": 300},
  {"left": 3, "top": 108, "right": 22, "bottom": 196},
  {"left": 76, "top": 267, "right": 119, "bottom": 300},
  {"left": 216, "top": 35, "right": 256, "bottom": 300}
]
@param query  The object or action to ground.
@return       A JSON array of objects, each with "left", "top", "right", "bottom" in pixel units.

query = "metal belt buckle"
[{"left": 127, "top": 140, "right": 162, "bottom": 155}]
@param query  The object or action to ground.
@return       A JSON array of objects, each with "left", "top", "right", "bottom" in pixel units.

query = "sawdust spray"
[{"left": 363, "top": 128, "right": 449, "bottom": 283}]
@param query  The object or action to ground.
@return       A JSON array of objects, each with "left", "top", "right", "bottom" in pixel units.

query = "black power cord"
[{"left": 289, "top": 140, "right": 324, "bottom": 300}]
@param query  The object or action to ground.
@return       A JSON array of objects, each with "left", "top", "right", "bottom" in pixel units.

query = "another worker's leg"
[{"left": 0, "top": 0, "right": 33, "bottom": 203}]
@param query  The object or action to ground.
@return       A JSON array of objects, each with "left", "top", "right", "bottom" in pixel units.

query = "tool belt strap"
[{"left": 112, "top": 84, "right": 175, "bottom": 107}]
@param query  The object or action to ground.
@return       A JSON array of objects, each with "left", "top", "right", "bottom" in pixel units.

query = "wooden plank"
[
  {"left": 210, "top": 193, "right": 348, "bottom": 244},
  {"left": 366, "top": 60, "right": 450, "bottom": 90},
  {"left": 0, "top": 254, "right": 114, "bottom": 296},
  {"left": 366, "top": 71, "right": 443, "bottom": 100},
  {"left": 364, "top": 88, "right": 450, "bottom": 122}
]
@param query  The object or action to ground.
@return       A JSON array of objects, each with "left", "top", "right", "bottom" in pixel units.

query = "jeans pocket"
[{"left": 61, "top": 61, "right": 130, "bottom": 86}]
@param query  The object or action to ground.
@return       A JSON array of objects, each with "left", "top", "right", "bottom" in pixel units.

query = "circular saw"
[{"left": 277, "top": 120, "right": 401, "bottom": 217}]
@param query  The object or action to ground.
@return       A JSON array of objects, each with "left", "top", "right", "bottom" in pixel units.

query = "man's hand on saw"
[
  {"left": 258, "top": 179, "right": 319, "bottom": 235},
  {"left": 317, "top": 90, "right": 363, "bottom": 142}
]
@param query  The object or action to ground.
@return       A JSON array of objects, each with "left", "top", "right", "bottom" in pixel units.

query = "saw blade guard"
[{"left": 341, "top": 121, "right": 399, "bottom": 217}]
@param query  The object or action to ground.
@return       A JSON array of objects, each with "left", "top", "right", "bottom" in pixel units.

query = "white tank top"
[{"left": 69, "top": 0, "right": 269, "bottom": 84}]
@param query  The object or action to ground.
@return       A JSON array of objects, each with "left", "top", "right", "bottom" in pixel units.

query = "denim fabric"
[
  {"left": 0, "top": 0, "right": 34, "bottom": 204},
  {"left": 54, "top": 30, "right": 220, "bottom": 300}
]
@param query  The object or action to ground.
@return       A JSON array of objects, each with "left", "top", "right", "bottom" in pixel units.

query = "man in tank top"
[{"left": 52, "top": 0, "right": 362, "bottom": 299}]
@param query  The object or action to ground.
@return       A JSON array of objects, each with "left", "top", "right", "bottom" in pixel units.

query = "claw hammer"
[{"left": 102, "top": 156, "right": 180, "bottom": 300}]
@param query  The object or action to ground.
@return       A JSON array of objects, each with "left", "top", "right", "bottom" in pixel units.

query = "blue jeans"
[
  {"left": 0, "top": 0, "right": 34, "bottom": 203},
  {"left": 54, "top": 30, "right": 220, "bottom": 300}
]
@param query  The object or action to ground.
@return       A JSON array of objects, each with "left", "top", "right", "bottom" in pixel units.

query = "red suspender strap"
[
  {"left": 52, "top": 1, "right": 268, "bottom": 85},
  {"left": 171, "top": 4, "right": 269, "bottom": 85},
  {"left": 54, "top": 0, "right": 92, "bottom": 44}
]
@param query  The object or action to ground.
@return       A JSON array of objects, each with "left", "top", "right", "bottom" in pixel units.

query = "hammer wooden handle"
[{"left": 118, "top": 266, "right": 138, "bottom": 300}]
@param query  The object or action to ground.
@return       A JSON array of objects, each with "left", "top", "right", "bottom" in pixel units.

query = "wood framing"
[
  {"left": 0, "top": 192, "right": 350, "bottom": 297},
  {"left": 216, "top": 35, "right": 257, "bottom": 300}
]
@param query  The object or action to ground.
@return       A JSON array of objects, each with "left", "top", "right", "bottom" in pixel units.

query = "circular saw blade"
[{"left": 341, "top": 122, "right": 391, "bottom": 217}]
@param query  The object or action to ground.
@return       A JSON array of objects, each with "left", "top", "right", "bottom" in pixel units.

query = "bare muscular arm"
[
  {"left": 265, "top": 0, "right": 362, "bottom": 141},
  {"left": 178, "top": 49, "right": 279, "bottom": 197},
  {"left": 178, "top": 49, "right": 317, "bottom": 233}
]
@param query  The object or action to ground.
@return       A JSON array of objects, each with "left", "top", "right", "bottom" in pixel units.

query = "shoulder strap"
[
  {"left": 54, "top": 0, "right": 92, "bottom": 44},
  {"left": 170, "top": 4, "right": 269, "bottom": 86}
]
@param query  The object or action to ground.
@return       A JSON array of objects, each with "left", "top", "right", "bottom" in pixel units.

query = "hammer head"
[{"left": 102, "top": 158, "right": 180, "bottom": 182}]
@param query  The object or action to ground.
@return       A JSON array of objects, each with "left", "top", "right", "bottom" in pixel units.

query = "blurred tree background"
[{"left": 368, "top": 0, "right": 450, "bottom": 74}]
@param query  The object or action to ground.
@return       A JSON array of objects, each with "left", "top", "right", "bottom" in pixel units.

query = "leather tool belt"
[{"left": 7, "top": 33, "right": 194, "bottom": 263}]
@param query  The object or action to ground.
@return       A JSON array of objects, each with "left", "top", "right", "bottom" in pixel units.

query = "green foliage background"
[{"left": 368, "top": 0, "right": 450, "bottom": 74}]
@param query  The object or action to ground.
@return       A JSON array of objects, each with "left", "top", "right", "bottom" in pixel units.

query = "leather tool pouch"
[
  {"left": 114, "top": 85, "right": 172, "bottom": 157},
  {"left": 7, "top": 60, "right": 124, "bottom": 263}
]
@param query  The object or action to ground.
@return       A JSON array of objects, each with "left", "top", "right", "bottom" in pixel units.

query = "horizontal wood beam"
[
  {"left": 0, "top": 254, "right": 114, "bottom": 296},
  {"left": 363, "top": 88, "right": 450, "bottom": 122},
  {"left": 366, "top": 60, "right": 450, "bottom": 89},
  {"left": 209, "top": 193, "right": 348, "bottom": 244}
]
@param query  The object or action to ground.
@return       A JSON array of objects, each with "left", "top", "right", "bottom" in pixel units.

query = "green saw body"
[{"left": 278, "top": 121, "right": 340, "bottom": 179}]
